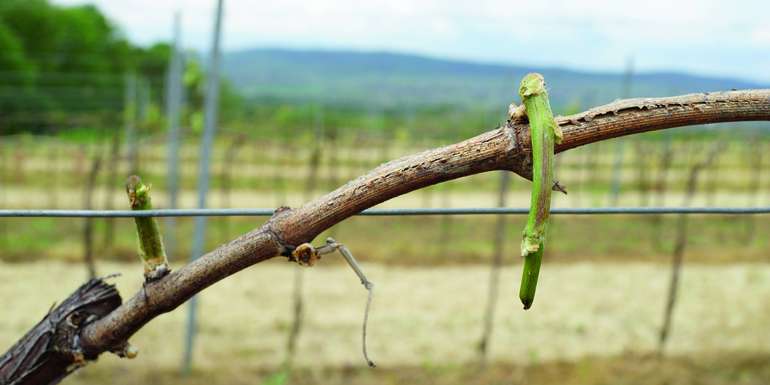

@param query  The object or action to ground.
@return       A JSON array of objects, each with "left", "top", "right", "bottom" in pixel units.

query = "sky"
[{"left": 54, "top": 0, "right": 770, "bottom": 83}]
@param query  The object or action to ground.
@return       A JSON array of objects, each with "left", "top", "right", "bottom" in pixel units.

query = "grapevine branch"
[
  {"left": 79, "top": 89, "right": 770, "bottom": 353},
  {"left": 2, "top": 89, "right": 769, "bottom": 384}
]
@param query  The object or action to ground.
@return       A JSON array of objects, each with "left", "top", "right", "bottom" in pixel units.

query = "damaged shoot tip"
[
  {"left": 125, "top": 175, "right": 170, "bottom": 281},
  {"left": 517, "top": 73, "right": 560, "bottom": 310}
]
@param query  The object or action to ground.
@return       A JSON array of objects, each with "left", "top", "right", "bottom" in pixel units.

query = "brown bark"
[
  {"left": 0, "top": 279, "right": 121, "bottom": 385},
  {"left": 3, "top": 89, "right": 770, "bottom": 384}
]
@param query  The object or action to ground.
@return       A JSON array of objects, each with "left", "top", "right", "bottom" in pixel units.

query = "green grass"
[{"left": 1, "top": 214, "right": 768, "bottom": 265}]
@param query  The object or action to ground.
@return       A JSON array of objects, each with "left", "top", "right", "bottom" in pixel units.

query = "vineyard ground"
[{"left": 2, "top": 261, "right": 769, "bottom": 384}]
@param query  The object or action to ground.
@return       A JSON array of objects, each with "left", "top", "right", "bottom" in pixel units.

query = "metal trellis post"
[
  {"left": 165, "top": 12, "right": 184, "bottom": 265},
  {"left": 182, "top": 0, "right": 224, "bottom": 375}
]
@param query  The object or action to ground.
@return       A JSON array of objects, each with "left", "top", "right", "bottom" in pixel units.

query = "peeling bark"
[{"left": 0, "top": 279, "right": 121, "bottom": 385}]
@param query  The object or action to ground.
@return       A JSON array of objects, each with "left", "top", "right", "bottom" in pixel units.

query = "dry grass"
[
  {"left": 2, "top": 260, "right": 770, "bottom": 384},
  {"left": 60, "top": 352, "right": 770, "bottom": 385}
]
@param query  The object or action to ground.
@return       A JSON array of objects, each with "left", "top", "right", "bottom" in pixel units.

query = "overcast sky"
[{"left": 54, "top": 0, "right": 770, "bottom": 83}]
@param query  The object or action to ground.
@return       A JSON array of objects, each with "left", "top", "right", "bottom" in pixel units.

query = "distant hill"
[{"left": 222, "top": 48, "right": 767, "bottom": 110}]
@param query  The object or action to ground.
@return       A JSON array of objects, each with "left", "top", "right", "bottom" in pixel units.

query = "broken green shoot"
[
  {"left": 518, "top": 73, "right": 562, "bottom": 310},
  {"left": 126, "top": 175, "right": 170, "bottom": 281}
]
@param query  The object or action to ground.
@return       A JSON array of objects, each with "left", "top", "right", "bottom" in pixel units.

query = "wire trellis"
[{"left": 0, "top": 206, "right": 769, "bottom": 218}]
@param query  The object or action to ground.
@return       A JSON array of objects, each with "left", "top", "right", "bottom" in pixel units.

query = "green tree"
[{"left": 0, "top": 0, "right": 169, "bottom": 134}]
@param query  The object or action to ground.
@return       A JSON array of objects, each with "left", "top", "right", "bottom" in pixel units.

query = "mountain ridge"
[{"left": 222, "top": 48, "right": 767, "bottom": 110}]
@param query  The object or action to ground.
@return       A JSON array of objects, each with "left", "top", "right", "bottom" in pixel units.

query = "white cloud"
[
  {"left": 752, "top": 25, "right": 770, "bottom": 44},
  {"left": 53, "top": 0, "right": 770, "bottom": 82}
]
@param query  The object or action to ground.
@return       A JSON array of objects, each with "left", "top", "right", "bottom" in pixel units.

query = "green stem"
[
  {"left": 126, "top": 175, "right": 169, "bottom": 280},
  {"left": 518, "top": 73, "right": 561, "bottom": 310}
]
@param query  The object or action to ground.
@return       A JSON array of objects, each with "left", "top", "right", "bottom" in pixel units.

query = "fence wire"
[{"left": 0, "top": 207, "right": 769, "bottom": 218}]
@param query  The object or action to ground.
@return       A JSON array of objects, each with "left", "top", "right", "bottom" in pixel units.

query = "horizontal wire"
[{"left": 0, "top": 207, "right": 769, "bottom": 218}]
